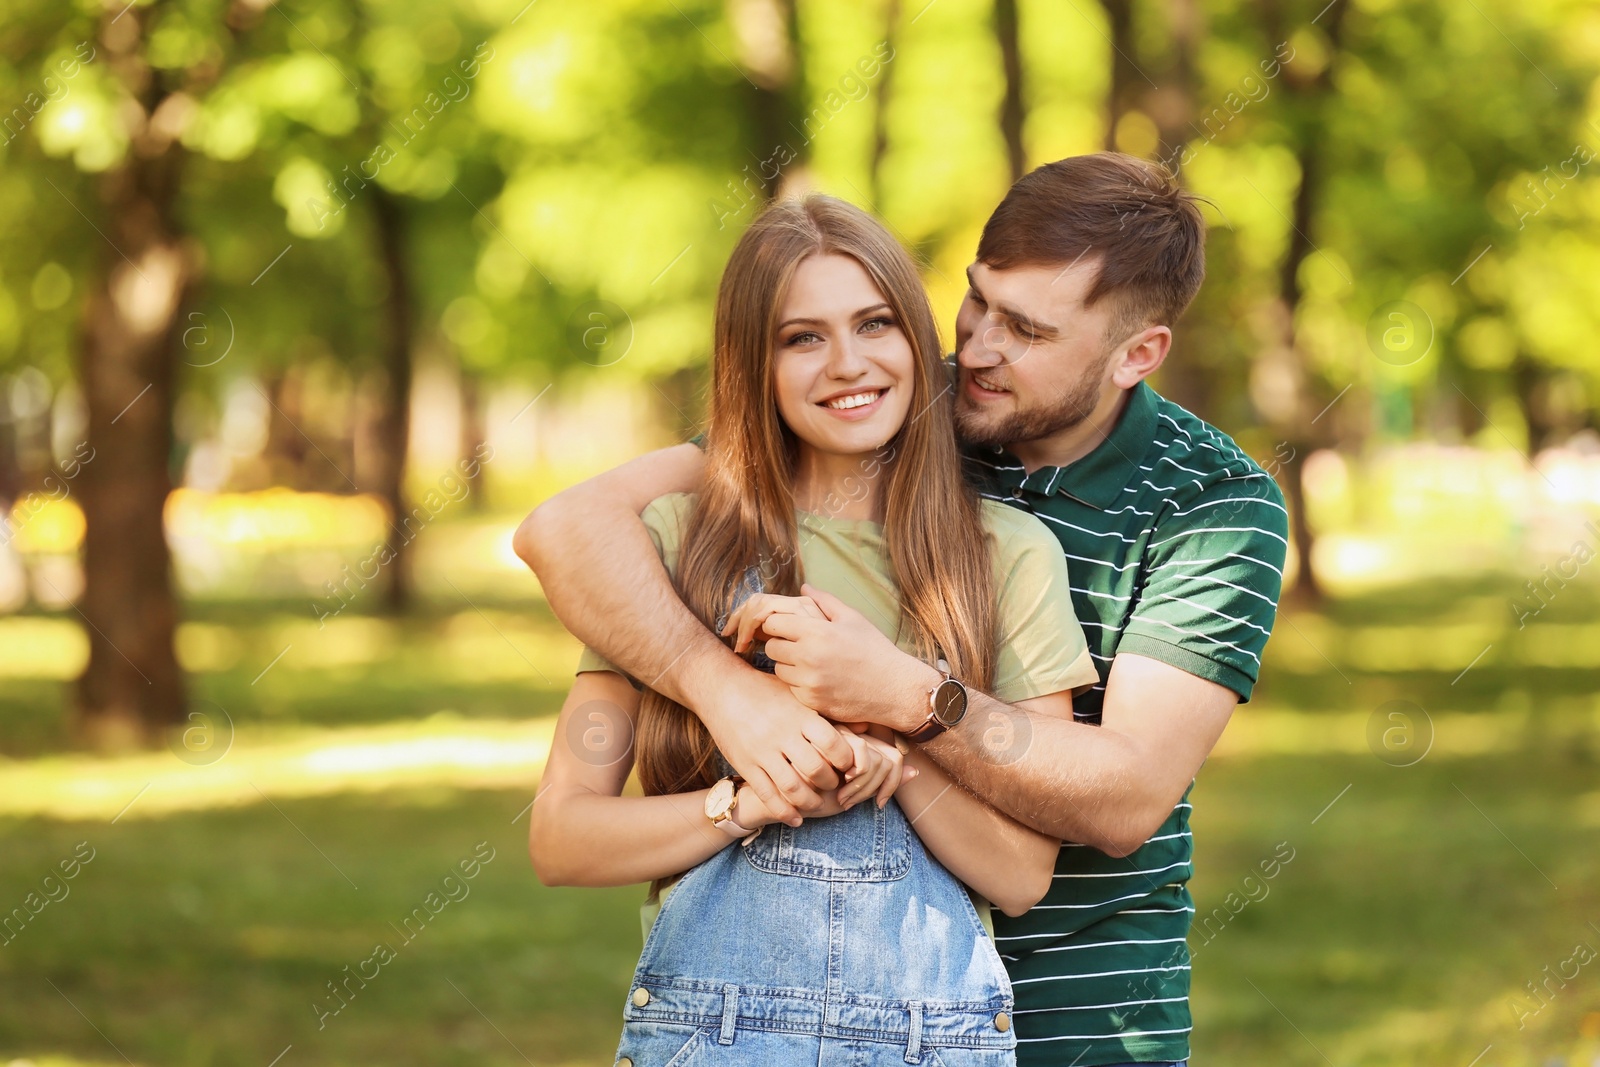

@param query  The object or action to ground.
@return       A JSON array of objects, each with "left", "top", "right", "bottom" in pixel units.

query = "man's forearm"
[
  {"left": 916, "top": 692, "right": 1161, "bottom": 855},
  {"left": 516, "top": 447, "right": 860, "bottom": 820},
  {"left": 518, "top": 481, "right": 739, "bottom": 710}
]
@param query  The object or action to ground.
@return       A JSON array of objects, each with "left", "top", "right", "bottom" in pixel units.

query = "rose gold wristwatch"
[{"left": 705, "top": 776, "right": 757, "bottom": 840}]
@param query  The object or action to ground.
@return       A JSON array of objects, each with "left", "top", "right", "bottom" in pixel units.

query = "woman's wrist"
[{"left": 731, "top": 783, "right": 777, "bottom": 830}]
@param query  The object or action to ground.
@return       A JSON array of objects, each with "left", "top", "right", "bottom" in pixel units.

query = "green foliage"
[{"left": 2, "top": 0, "right": 1596, "bottom": 445}]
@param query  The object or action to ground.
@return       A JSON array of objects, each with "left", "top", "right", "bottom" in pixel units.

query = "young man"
[{"left": 517, "top": 152, "right": 1288, "bottom": 1066}]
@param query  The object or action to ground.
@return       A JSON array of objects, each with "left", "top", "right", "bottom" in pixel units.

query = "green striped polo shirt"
[{"left": 971, "top": 381, "right": 1288, "bottom": 1066}]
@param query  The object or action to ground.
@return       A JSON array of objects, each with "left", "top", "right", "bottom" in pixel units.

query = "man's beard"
[{"left": 953, "top": 353, "right": 1111, "bottom": 452}]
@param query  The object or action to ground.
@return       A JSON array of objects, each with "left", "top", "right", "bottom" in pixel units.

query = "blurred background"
[{"left": 1, "top": 0, "right": 1598, "bottom": 1063}]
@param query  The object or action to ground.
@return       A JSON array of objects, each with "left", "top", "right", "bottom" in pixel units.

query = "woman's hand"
[
  {"left": 732, "top": 725, "right": 915, "bottom": 826},
  {"left": 834, "top": 726, "right": 914, "bottom": 809},
  {"left": 720, "top": 593, "right": 825, "bottom": 653}
]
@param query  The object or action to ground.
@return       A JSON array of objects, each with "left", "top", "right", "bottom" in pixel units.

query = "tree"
[
  {"left": 369, "top": 184, "right": 415, "bottom": 609},
  {"left": 729, "top": 0, "right": 806, "bottom": 196},
  {"left": 1099, "top": 0, "right": 1211, "bottom": 419},
  {"left": 869, "top": 0, "right": 902, "bottom": 208},
  {"left": 993, "top": 0, "right": 1025, "bottom": 183},
  {"left": 72, "top": 1, "right": 194, "bottom": 744}
]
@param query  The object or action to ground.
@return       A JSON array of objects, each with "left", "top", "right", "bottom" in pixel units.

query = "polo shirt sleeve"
[
  {"left": 575, "top": 493, "right": 693, "bottom": 677},
  {"left": 1118, "top": 472, "right": 1289, "bottom": 702},
  {"left": 989, "top": 511, "right": 1101, "bottom": 705}
]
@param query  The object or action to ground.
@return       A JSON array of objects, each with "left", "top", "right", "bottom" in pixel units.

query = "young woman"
[{"left": 529, "top": 195, "right": 1098, "bottom": 1066}]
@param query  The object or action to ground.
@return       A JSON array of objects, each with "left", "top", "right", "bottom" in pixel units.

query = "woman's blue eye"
[
  {"left": 861, "top": 317, "right": 894, "bottom": 333},
  {"left": 786, "top": 331, "right": 821, "bottom": 346}
]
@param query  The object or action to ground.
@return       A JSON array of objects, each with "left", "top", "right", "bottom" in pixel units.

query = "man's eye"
[
  {"left": 966, "top": 289, "right": 985, "bottom": 308},
  {"left": 1012, "top": 323, "right": 1037, "bottom": 342}
]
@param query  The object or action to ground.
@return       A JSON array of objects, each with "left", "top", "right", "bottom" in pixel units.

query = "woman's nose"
[{"left": 825, "top": 337, "right": 870, "bottom": 378}]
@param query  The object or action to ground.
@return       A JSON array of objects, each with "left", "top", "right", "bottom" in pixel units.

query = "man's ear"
[{"left": 1110, "top": 325, "right": 1171, "bottom": 390}]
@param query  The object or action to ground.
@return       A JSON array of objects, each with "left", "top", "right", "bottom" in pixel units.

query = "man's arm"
[
  {"left": 755, "top": 585, "right": 1236, "bottom": 855},
  {"left": 912, "top": 653, "right": 1235, "bottom": 855},
  {"left": 513, "top": 445, "right": 856, "bottom": 824}
]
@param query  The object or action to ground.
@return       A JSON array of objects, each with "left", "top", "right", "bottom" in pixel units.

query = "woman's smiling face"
[{"left": 772, "top": 252, "right": 916, "bottom": 460}]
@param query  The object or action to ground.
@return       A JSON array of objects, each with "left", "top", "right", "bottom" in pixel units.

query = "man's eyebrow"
[
  {"left": 966, "top": 267, "right": 1059, "bottom": 338},
  {"left": 777, "top": 303, "right": 891, "bottom": 330}
]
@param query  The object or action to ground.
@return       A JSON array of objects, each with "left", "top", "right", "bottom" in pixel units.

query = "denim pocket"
[
  {"left": 616, "top": 1021, "right": 714, "bottom": 1067},
  {"left": 741, "top": 800, "right": 911, "bottom": 882},
  {"left": 925, "top": 1045, "right": 1017, "bottom": 1067}
]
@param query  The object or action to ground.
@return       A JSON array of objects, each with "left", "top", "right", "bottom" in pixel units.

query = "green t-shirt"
[
  {"left": 972, "top": 382, "right": 1289, "bottom": 1066},
  {"left": 577, "top": 492, "right": 1100, "bottom": 943},
  {"left": 577, "top": 492, "right": 1098, "bottom": 703},
  {"left": 582, "top": 492, "right": 1094, "bottom": 700}
]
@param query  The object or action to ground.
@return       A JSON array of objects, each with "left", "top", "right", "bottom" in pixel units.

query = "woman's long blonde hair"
[{"left": 636, "top": 195, "right": 997, "bottom": 799}]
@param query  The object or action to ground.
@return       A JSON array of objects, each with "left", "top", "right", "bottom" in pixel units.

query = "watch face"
[
  {"left": 704, "top": 778, "right": 736, "bottom": 820},
  {"left": 932, "top": 679, "right": 968, "bottom": 726}
]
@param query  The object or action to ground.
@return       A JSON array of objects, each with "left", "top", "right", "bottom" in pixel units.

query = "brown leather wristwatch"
[{"left": 905, "top": 660, "right": 969, "bottom": 744}]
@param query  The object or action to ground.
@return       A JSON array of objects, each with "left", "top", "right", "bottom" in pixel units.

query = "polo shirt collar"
[{"left": 992, "top": 382, "right": 1157, "bottom": 510}]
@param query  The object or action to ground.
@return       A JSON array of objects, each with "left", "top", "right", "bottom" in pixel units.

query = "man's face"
[{"left": 952, "top": 257, "right": 1122, "bottom": 451}]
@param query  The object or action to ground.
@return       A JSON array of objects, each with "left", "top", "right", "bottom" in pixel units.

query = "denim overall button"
[
  {"left": 994, "top": 1011, "right": 1011, "bottom": 1032},
  {"left": 617, "top": 1060, "right": 633, "bottom": 1067},
  {"left": 630, "top": 987, "right": 651, "bottom": 1007}
]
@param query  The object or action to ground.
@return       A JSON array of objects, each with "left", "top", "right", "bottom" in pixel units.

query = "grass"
[{"left": 2, "top": 529, "right": 1598, "bottom": 1066}]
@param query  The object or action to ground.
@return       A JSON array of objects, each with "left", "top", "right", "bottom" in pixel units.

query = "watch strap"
[{"left": 904, "top": 716, "right": 949, "bottom": 744}]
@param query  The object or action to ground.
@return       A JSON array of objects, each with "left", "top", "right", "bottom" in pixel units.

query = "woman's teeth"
[{"left": 823, "top": 390, "right": 883, "bottom": 410}]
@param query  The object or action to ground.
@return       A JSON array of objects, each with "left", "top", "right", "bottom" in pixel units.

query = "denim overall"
[{"left": 614, "top": 796, "right": 1018, "bottom": 1066}]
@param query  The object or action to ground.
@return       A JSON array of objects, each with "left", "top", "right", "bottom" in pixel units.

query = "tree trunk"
[
  {"left": 1152, "top": 0, "right": 1200, "bottom": 173},
  {"left": 1099, "top": 0, "right": 1210, "bottom": 417},
  {"left": 1260, "top": 0, "right": 1351, "bottom": 604},
  {"left": 460, "top": 368, "right": 487, "bottom": 512},
  {"left": 0, "top": 408, "right": 20, "bottom": 505},
  {"left": 1100, "top": 0, "right": 1200, "bottom": 172},
  {"left": 370, "top": 186, "right": 414, "bottom": 612},
  {"left": 994, "top": 0, "right": 1026, "bottom": 183},
  {"left": 729, "top": 0, "right": 805, "bottom": 198},
  {"left": 869, "top": 0, "right": 902, "bottom": 209},
  {"left": 73, "top": 5, "right": 190, "bottom": 745},
  {"left": 1102, "top": 0, "right": 1139, "bottom": 150},
  {"left": 1511, "top": 354, "right": 1553, "bottom": 455}
]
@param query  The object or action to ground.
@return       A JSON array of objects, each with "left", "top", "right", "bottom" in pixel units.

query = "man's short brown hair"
[{"left": 976, "top": 152, "right": 1207, "bottom": 342}]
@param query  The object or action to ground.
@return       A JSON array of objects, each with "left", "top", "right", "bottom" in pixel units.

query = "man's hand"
[
  {"left": 732, "top": 728, "right": 916, "bottom": 828},
  {"left": 699, "top": 666, "right": 859, "bottom": 827},
  {"left": 753, "top": 583, "right": 940, "bottom": 728}
]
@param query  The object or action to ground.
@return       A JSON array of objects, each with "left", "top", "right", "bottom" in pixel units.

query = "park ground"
[{"left": 1, "top": 509, "right": 1597, "bottom": 1067}]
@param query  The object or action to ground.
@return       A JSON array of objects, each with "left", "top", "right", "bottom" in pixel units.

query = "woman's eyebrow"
[{"left": 777, "top": 303, "right": 891, "bottom": 330}]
